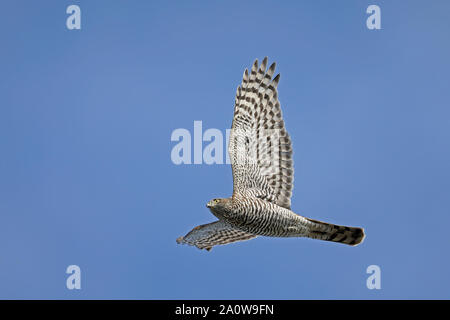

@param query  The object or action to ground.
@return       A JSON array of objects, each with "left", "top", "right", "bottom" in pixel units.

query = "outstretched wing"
[
  {"left": 228, "top": 57, "right": 294, "bottom": 209},
  {"left": 176, "top": 220, "right": 257, "bottom": 251}
]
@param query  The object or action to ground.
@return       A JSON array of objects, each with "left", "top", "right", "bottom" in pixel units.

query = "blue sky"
[{"left": 0, "top": 0, "right": 449, "bottom": 299}]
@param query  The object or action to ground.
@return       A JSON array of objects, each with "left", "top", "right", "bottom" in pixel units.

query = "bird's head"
[
  {"left": 206, "top": 198, "right": 231, "bottom": 215},
  {"left": 207, "top": 198, "right": 224, "bottom": 209}
]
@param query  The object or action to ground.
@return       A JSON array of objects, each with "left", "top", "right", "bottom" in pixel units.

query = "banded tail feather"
[{"left": 306, "top": 218, "right": 365, "bottom": 246}]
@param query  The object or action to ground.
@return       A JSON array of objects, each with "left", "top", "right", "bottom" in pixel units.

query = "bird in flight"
[{"left": 177, "top": 57, "right": 365, "bottom": 251}]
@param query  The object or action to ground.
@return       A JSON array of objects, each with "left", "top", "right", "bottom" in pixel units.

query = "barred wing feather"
[{"left": 228, "top": 57, "right": 294, "bottom": 210}]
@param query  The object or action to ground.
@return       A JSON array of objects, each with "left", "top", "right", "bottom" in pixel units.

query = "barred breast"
[{"left": 227, "top": 196, "right": 310, "bottom": 237}]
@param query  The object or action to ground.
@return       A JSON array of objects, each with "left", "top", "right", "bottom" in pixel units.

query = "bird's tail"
[{"left": 305, "top": 218, "right": 365, "bottom": 246}]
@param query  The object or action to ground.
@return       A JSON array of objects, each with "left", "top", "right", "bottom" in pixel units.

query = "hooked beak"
[{"left": 206, "top": 203, "right": 211, "bottom": 208}]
